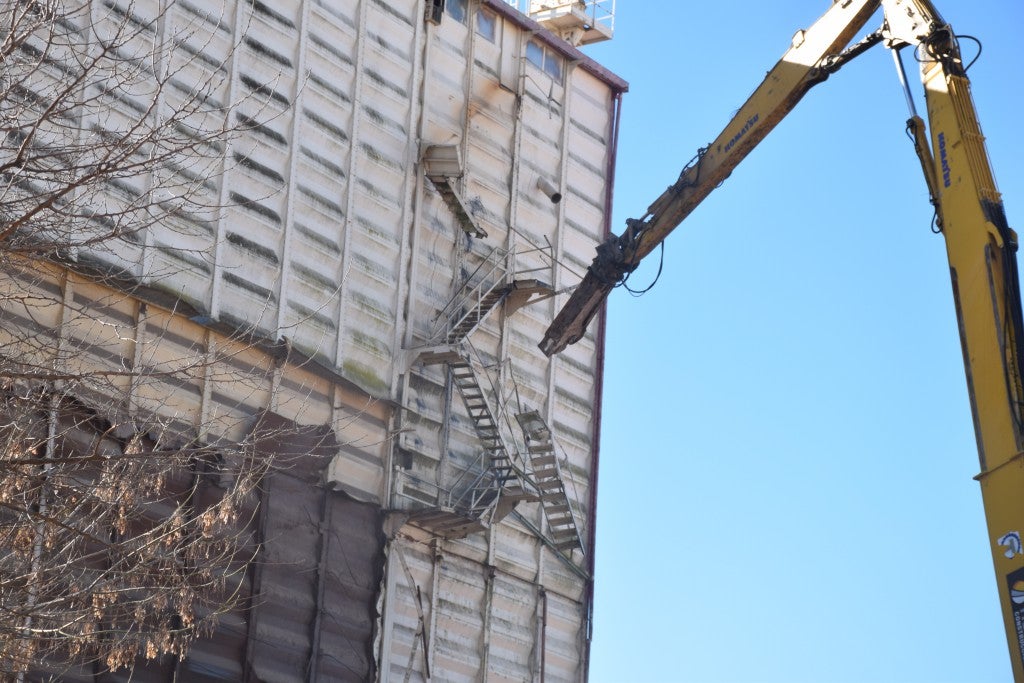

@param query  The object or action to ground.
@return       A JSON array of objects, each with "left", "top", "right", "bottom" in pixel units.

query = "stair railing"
[
  {"left": 464, "top": 340, "right": 530, "bottom": 478},
  {"left": 429, "top": 245, "right": 512, "bottom": 344}
]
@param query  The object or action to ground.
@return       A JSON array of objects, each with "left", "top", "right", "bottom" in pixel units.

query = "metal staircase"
[
  {"left": 429, "top": 246, "right": 507, "bottom": 345},
  {"left": 407, "top": 348, "right": 537, "bottom": 538},
  {"left": 421, "top": 143, "right": 488, "bottom": 238},
  {"left": 516, "top": 410, "right": 583, "bottom": 552},
  {"left": 449, "top": 282, "right": 508, "bottom": 342},
  {"left": 429, "top": 246, "right": 550, "bottom": 346},
  {"left": 428, "top": 176, "right": 487, "bottom": 238},
  {"left": 448, "top": 357, "right": 519, "bottom": 491},
  {"left": 401, "top": 247, "right": 577, "bottom": 550}
]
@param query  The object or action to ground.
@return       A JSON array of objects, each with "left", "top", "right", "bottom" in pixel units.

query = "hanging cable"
[
  {"left": 619, "top": 241, "right": 664, "bottom": 296},
  {"left": 914, "top": 28, "right": 982, "bottom": 75},
  {"left": 957, "top": 34, "right": 982, "bottom": 72}
]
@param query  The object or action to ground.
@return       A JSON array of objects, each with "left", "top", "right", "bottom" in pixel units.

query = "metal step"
[
  {"left": 408, "top": 508, "right": 488, "bottom": 539},
  {"left": 515, "top": 410, "right": 583, "bottom": 554},
  {"left": 447, "top": 287, "right": 510, "bottom": 343},
  {"left": 404, "top": 352, "right": 532, "bottom": 540},
  {"left": 451, "top": 359, "right": 518, "bottom": 491},
  {"left": 431, "top": 247, "right": 508, "bottom": 344},
  {"left": 417, "top": 346, "right": 469, "bottom": 366},
  {"left": 428, "top": 176, "right": 487, "bottom": 238}
]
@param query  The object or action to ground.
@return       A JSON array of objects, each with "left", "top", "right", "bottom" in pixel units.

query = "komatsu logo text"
[
  {"left": 724, "top": 114, "right": 759, "bottom": 153},
  {"left": 939, "top": 132, "right": 952, "bottom": 188}
]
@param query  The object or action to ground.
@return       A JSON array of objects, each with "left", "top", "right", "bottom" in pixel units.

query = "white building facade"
[{"left": 1, "top": 0, "right": 625, "bottom": 680}]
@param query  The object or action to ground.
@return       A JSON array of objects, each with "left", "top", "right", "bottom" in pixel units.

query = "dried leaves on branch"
[
  {"left": 0, "top": 0, "right": 278, "bottom": 675},
  {"left": 0, "top": 389, "right": 268, "bottom": 674}
]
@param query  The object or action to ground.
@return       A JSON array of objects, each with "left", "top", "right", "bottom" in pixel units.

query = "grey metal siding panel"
[{"left": 315, "top": 493, "right": 386, "bottom": 681}]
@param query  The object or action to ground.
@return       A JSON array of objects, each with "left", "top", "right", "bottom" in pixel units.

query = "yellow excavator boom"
[{"left": 540, "top": 1, "right": 1024, "bottom": 676}]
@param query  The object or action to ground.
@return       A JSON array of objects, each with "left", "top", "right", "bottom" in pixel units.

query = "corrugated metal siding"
[
  {"left": 145, "top": 0, "right": 233, "bottom": 311},
  {"left": 488, "top": 571, "right": 537, "bottom": 681},
  {"left": 7, "top": 402, "right": 385, "bottom": 683},
  {"left": 156, "top": 415, "right": 385, "bottom": 683},
  {"left": 284, "top": 0, "right": 352, "bottom": 363},
  {"left": 433, "top": 552, "right": 487, "bottom": 680},
  {"left": 1, "top": 0, "right": 623, "bottom": 678},
  {"left": 334, "top": 0, "right": 416, "bottom": 396},
  {"left": 411, "top": 191, "right": 462, "bottom": 341},
  {"left": 0, "top": 262, "right": 390, "bottom": 500},
  {"left": 67, "top": 0, "right": 422, "bottom": 399},
  {"left": 386, "top": 538, "right": 434, "bottom": 682},
  {"left": 316, "top": 493, "right": 386, "bottom": 680},
  {"left": 218, "top": 0, "right": 296, "bottom": 338},
  {"left": 388, "top": 534, "right": 551, "bottom": 683},
  {"left": 383, "top": 3, "right": 617, "bottom": 680},
  {"left": 544, "top": 591, "right": 586, "bottom": 682},
  {"left": 465, "top": 26, "right": 516, "bottom": 248}
]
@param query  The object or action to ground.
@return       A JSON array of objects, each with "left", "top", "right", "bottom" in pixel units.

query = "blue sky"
[{"left": 581, "top": 2, "right": 1024, "bottom": 681}]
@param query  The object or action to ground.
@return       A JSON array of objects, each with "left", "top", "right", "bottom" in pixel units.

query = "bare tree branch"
[{"left": 0, "top": 0, "right": 299, "bottom": 676}]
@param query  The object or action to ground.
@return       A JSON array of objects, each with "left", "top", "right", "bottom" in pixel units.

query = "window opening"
[
  {"left": 526, "top": 39, "right": 543, "bottom": 68},
  {"left": 426, "top": 0, "right": 444, "bottom": 24},
  {"left": 476, "top": 8, "right": 496, "bottom": 42},
  {"left": 447, "top": 0, "right": 467, "bottom": 24},
  {"left": 544, "top": 51, "right": 562, "bottom": 78},
  {"left": 526, "top": 39, "right": 561, "bottom": 79}
]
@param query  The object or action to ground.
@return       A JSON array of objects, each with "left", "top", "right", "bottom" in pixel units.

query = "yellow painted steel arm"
[
  {"left": 890, "top": 1, "right": 1024, "bottom": 676},
  {"left": 539, "top": 0, "right": 882, "bottom": 357},
  {"left": 541, "top": 0, "right": 1024, "bottom": 675}
]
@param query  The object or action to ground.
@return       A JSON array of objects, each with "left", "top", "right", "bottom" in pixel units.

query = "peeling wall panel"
[
  {"left": 433, "top": 553, "right": 486, "bottom": 681},
  {"left": 489, "top": 571, "right": 537, "bottom": 682},
  {"left": 544, "top": 591, "right": 586, "bottom": 682}
]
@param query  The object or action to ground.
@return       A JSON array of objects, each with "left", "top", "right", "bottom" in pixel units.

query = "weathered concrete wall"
[{"left": 1, "top": 0, "right": 625, "bottom": 678}]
